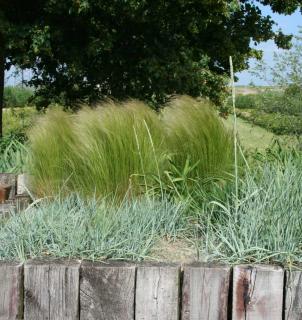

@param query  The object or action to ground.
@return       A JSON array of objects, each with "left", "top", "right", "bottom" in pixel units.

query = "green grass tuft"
[
  {"left": 162, "top": 96, "right": 234, "bottom": 180},
  {"left": 27, "top": 97, "right": 234, "bottom": 199},
  {"left": 0, "top": 195, "right": 186, "bottom": 261}
]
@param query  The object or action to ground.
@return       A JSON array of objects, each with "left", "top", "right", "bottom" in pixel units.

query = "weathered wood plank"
[
  {"left": 135, "top": 264, "right": 180, "bottom": 320},
  {"left": 0, "top": 174, "right": 16, "bottom": 200},
  {"left": 14, "top": 195, "right": 31, "bottom": 212},
  {"left": 0, "top": 262, "right": 23, "bottom": 320},
  {"left": 285, "top": 269, "right": 302, "bottom": 319},
  {"left": 182, "top": 264, "right": 231, "bottom": 320},
  {"left": 0, "top": 203, "right": 15, "bottom": 217},
  {"left": 24, "top": 260, "right": 80, "bottom": 320},
  {"left": 232, "top": 265, "right": 284, "bottom": 320},
  {"left": 80, "top": 261, "right": 135, "bottom": 320},
  {"left": 17, "top": 174, "right": 30, "bottom": 196}
]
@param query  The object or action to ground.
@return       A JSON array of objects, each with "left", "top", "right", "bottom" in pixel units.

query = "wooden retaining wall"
[{"left": 0, "top": 260, "right": 300, "bottom": 319}]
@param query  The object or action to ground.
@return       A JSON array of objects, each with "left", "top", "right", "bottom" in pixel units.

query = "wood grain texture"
[
  {"left": 14, "top": 195, "right": 31, "bottom": 212},
  {"left": 135, "top": 264, "right": 180, "bottom": 320},
  {"left": 285, "top": 269, "right": 302, "bottom": 319},
  {"left": 0, "top": 174, "right": 16, "bottom": 200},
  {"left": 232, "top": 265, "right": 284, "bottom": 320},
  {"left": 80, "top": 261, "right": 135, "bottom": 320},
  {"left": 0, "top": 262, "right": 23, "bottom": 320},
  {"left": 17, "top": 174, "right": 30, "bottom": 196},
  {"left": 182, "top": 264, "right": 230, "bottom": 320},
  {"left": 0, "top": 203, "right": 15, "bottom": 216},
  {"left": 24, "top": 260, "right": 80, "bottom": 320}
]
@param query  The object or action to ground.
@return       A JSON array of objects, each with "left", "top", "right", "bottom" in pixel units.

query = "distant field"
[{"left": 235, "top": 86, "right": 280, "bottom": 95}]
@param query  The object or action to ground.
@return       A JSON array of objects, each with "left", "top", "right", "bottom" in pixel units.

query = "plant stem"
[{"left": 229, "top": 56, "right": 239, "bottom": 216}]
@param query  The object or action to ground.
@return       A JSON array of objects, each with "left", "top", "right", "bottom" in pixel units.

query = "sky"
[
  {"left": 237, "top": 4, "right": 302, "bottom": 85},
  {"left": 5, "top": 4, "right": 302, "bottom": 86}
]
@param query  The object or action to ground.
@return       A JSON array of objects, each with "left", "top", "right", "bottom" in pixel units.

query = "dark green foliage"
[
  {"left": 240, "top": 110, "right": 302, "bottom": 136},
  {"left": 3, "top": 86, "right": 33, "bottom": 108},
  {"left": 229, "top": 94, "right": 263, "bottom": 110},
  {"left": 1, "top": 1, "right": 299, "bottom": 108},
  {"left": 231, "top": 87, "right": 302, "bottom": 135}
]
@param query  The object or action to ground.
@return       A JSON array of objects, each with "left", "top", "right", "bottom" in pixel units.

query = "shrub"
[
  {"left": 230, "top": 94, "right": 260, "bottom": 110},
  {"left": 239, "top": 109, "right": 302, "bottom": 136},
  {"left": 4, "top": 86, "right": 34, "bottom": 108},
  {"left": 3, "top": 107, "right": 37, "bottom": 137}
]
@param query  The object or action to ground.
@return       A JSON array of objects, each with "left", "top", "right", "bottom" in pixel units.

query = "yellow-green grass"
[
  {"left": 27, "top": 97, "right": 235, "bottom": 199},
  {"left": 223, "top": 116, "right": 297, "bottom": 151},
  {"left": 3, "top": 107, "right": 38, "bottom": 136}
]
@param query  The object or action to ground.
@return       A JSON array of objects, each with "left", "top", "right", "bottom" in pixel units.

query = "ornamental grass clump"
[
  {"left": 199, "top": 153, "right": 302, "bottom": 264},
  {"left": 27, "top": 97, "right": 234, "bottom": 199},
  {"left": 0, "top": 195, "right": 186, "bottom": 261},
  {"left": 162, "top": 96, "right": 234, "bottom": 181},
  {"left": 28, "top": 101, "right": 165, "bottom": 198},
  {"left": 28, "top": 108, "right": 76, "bottom": 196},
  {"left": 71, "top": 101, "right": 165, "bottom": 197}
]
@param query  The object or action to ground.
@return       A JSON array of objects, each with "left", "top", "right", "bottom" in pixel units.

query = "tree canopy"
[{"left": 1, "top": 0, "right": 302, "bottom": 117}]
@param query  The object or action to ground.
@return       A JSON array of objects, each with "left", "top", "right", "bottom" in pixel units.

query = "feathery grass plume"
[
  {"left": 72, "top": 100, "right": 165, "bottom": 197},
  {"left": 27, "top": 101, "right": 165, "bottom": 198},
  {"left": 162, "top": 96, "right": 234, "bottom": 181},
  {"left": 28, "top": 107, "right": 76, "bottom": 196}
]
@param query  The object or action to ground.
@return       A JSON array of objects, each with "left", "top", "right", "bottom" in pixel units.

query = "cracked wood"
[
  {"left": 0, "top": 173, "right": 16, "bottom": 200},
  {"left": 0, "top": 262, "right": 23, "bottom": 320},
  {"left": 80, "top": 261, "right": 135, "bottom": 320},
  {"left": 182, "top": 264, "right": 230, "bottom": 320},
  {"left": 24, "top": 260, "right": 80, "bottom": 320},
  {"left": 285, "top": 269, "right": 302, "bottom": 320},
  {"left": 135, "top": 264, "right": 180, "bottom": 320},
  {"left": 232, "top": 265, "right": 284, "bottom": 320}
]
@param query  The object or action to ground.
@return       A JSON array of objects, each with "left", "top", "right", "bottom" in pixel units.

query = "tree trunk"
[{"left": 0, "top": 33, "right": 4, "bottom": 138}]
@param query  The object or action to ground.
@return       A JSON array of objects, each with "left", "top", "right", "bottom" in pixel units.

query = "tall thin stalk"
[{"left": 229, "top": 56, "right": 239, "bottom": 216}]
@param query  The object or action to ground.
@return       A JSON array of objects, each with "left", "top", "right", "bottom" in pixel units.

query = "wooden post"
[
  {"left": 285, "top": 269, "right": 302, "bottom": 319},
  {"left": 17, "top": 174, "right": 30, "bottom": 196},
  {"left": 135, "top": 263, "right": 180, "bottom": 320},
  {"left": 182, "top": 264, "right": 231, "bottom": 320},
  {"left": 24, "top": 260, "right": 80, "bottom": 320},
  {"left": 0, "top": 174, "right": 16, "bottom": 200},
  {"left": 80, "top": 261, "right": 136, "bottom": 320},
  {"left": 0, "top": 262, "right": 23, "bottom": 319},
  {"left": 232, "top": 265, "right": 284, "bottom": 320}
]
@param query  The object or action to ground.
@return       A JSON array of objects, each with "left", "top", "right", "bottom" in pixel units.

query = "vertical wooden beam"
[
  {"left": 17, "top": 174, "right": 30, "bottom": 196},
  {"left": 80, "top": 261, "right": 136, "bottom": 320},
  {"left": 24, "top": 260, "right": 80, "bottom": 320},
  {"left": 0, "top": 262, "right": 23, "bottom": 319},
  {"left": 135, "top": 263, "right": 180, "bottom": 320},
  {"left": 0, "top": 174, "right": 16, "bottom": 200},
  {"left": 182, "top": 264, "right": 231, "bottom": 320},
  {"left": 285, "top": 269, "right": 302, "bottom": 319},
  {"left": 232, "top": 265, "right": 284, "bottom": 320}
]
